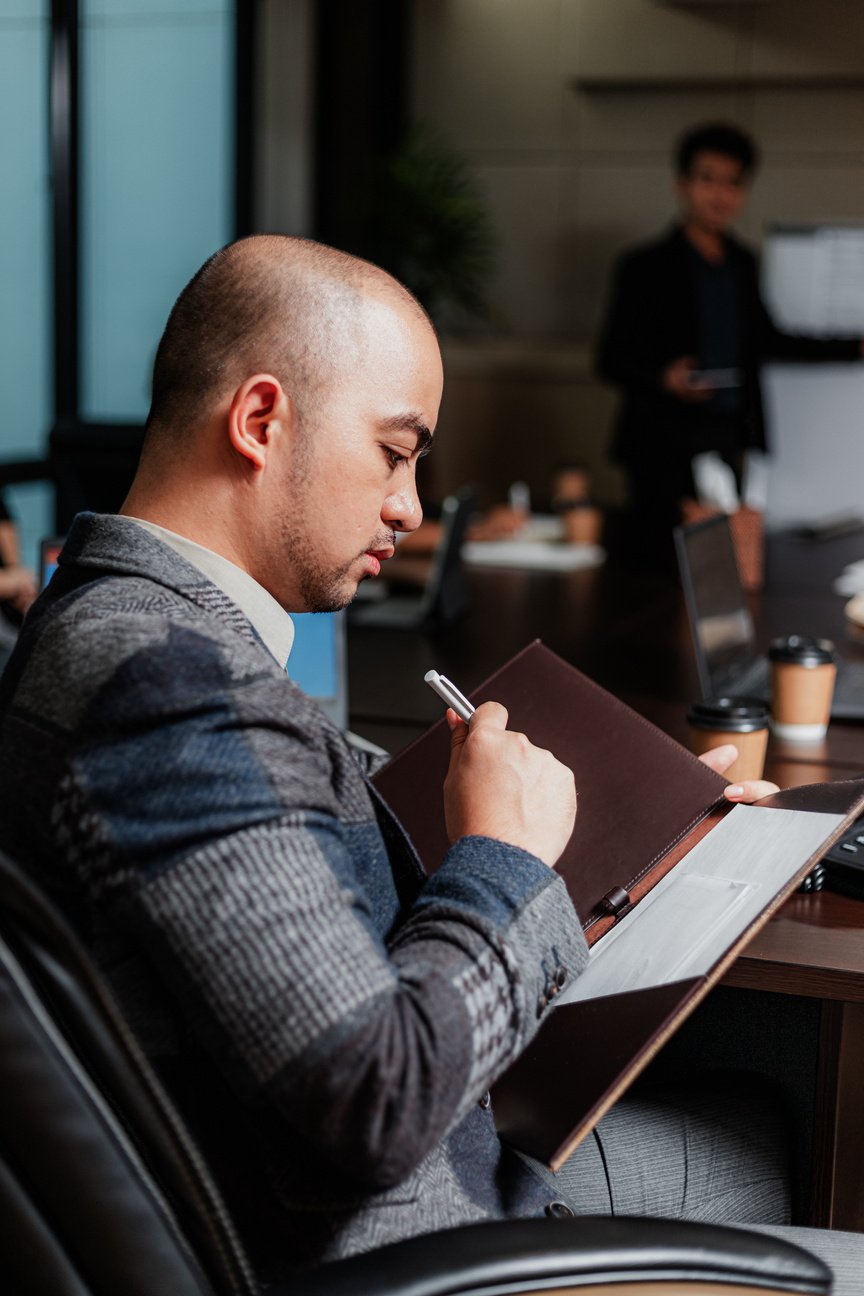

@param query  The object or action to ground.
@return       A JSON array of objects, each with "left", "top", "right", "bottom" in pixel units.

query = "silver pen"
[{"left": 424, "top": 670, "right": 476, "bottom": 723}]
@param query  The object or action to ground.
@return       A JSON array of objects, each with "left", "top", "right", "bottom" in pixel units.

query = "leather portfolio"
[{"left": 373, "top": 640, "right": 864, "bottom": 1169}]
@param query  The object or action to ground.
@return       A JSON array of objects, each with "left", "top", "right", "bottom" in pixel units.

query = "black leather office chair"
[{"left": 0, "top": 848, "right": 831, "bottom": 1296}]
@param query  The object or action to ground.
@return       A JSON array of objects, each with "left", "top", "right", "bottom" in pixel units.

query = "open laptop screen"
[
  {"left": 287, "top": 610, "right": 348, "bottom": 730},
  {"left": 39, "top": 537, "right": 65, "bottom": 590},
  {"left": 674, "top": 515, "right": 759, "bottom": 697}
]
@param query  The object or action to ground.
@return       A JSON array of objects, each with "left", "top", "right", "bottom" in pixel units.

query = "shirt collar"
[{"left": 127, "top": 518, "right": 294, "bottom": 668}]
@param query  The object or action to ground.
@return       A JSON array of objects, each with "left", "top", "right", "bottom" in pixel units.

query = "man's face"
[
  {"left": 267, "top": 297, "right": 443, "bottom": 613},
  {"left": 677, "top": 150, "right": 749, "bottom": 236}
]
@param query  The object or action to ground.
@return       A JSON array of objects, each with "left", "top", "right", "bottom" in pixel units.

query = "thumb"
[
  {"left": 446, "top": 700, "right": 509, "bottom": 769},
  {"left": 465, "top": 699, "right": 509, "bottom": 732}
]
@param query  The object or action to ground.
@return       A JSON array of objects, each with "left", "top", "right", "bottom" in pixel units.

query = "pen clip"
[
  {"left": 438, "top": 674, "right": 475, "bottom": 718},
  {"left": 424, "top": 670, "right": 476, "bottom": 723}
]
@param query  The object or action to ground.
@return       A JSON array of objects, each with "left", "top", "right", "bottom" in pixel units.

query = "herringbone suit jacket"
[{"left": 0, "top": 512, "right": 588, "bottom": 1274}]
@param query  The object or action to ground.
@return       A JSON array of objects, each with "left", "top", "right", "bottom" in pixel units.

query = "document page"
[{"left": 556, "top": 804, "right": 844, "bottom": 1006}]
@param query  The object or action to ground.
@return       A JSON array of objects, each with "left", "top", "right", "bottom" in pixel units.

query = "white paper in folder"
[{"left": 555, "top": 804, "right": 844, "bottom": 1004}]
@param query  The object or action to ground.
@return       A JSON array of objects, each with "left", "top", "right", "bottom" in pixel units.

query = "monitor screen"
[
  {"left": 675, "top": 516, "right": 756, "bottom": 694},
  {"left": 287, "top": 610, "right": 347, "bottom": 729},
  {"left": 39, "top": 537, "right": 65, "bottom": 589}
]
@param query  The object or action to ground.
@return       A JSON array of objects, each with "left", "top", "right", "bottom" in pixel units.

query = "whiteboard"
[{"left": 761, "top": 225, "right": 864, "bottom": 526}]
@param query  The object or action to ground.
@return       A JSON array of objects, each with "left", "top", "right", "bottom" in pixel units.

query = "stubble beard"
[
  {"left": 278, "top": 408, "right": 392, "bottom": 613},
  {"left": 278, "top": 510, "right": 359, "bottom": 613},
  {"left": 277, "top": 415, "right": 358, "bottom": 612},
  {"left": 297, "top": 553, "right": 359, "bottom": 613}
]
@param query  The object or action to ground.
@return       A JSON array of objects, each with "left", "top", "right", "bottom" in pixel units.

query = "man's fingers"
[
  {"left": 698, "top": 744, "right": 739, "bottom": 776},
  {"left": 448, "top": 699, "right": 508, "bottom": 756},
  {"left": 447, "top": 709, "right": 469, "bottom": 748},
  {"left": 698, "top": 745, "right": 779, "bottom": 801},
  {"left": 724, "top": 779, "right": 779, "bottom": 804},
  {"left": 443, "top": 697, "right": 577, "bottom": 867}
]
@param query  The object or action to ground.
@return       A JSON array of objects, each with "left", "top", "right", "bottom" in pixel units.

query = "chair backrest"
[{"left": 0, "top": 849, "right": 257, "bottom": 1296}]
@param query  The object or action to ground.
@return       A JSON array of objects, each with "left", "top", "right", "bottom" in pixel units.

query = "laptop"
[
  {"left": 348, "top": 487, "right": 475, "bottom": 630},
  {"left": 286, "top": 610, "right": 348, "bottom": 730},
  {"left": 39, "top": 537, "right": 66, "bottom": 590},
  {"left": 674, "top": 512, "right": 864, "bottom": 720}
]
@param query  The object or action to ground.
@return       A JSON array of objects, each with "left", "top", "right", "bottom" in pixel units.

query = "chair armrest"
[{"left": 287, "top": 1216, "right": 831, "bottom": 1296}]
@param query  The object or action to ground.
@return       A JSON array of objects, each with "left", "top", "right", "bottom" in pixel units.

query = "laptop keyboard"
[
  {"left": 832, "top": 660, "right": 864, "bottom": 710},
  {"left": 802, "top": 811, "right": 864, "bottom": 899}
]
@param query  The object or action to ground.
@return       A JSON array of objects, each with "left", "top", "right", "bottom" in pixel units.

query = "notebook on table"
[
  {"left": 674, "top": 513, "right": 864, "bottom": 719},
  {"left": 372, "top": 640, "right": 864, "bottom": 1168}
]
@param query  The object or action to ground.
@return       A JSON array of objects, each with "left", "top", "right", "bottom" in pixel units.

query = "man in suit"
[
  {"left": 597, "top": 122, "right": 862, "bottom": 566},
  {"left": 0, "top": 235, "right": 860, "bottom": 1290}
]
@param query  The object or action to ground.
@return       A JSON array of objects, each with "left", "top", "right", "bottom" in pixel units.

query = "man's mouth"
[{"left": 362, "top": 545, "right": 395, "bottom": 578}]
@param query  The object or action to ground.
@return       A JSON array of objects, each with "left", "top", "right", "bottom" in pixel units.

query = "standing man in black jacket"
[{"left": 597, "top": 122, "right": 862, "bottom": 566}]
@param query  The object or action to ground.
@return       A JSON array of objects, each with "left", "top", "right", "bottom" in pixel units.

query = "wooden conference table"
[{"left": 346, "top": 527, "right": 864, "bottom": 1231}]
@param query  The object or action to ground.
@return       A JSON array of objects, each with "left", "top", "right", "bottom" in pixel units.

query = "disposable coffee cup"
[
  {"left": 560, "top": 501, "right": 603, "bottom": 545},
  {"left": 686, "top": 697, "right": 770, "bottom": 783},
  {"left": 768, "top": 635, "right": 837, "bottom": 742}
]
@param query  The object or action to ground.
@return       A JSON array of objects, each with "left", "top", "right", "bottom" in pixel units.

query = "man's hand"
[
  {"left": 443, "top": 701, "right": 577, "bottom": 869},
  {"left": 0, "top": 566, "right": 37, "bottom": 616},
  {"left": 699, "top": 743, "right": 779, "bottom": 803},
  {"left": 661, "top": 356, "right": 714, "bottom": 403}
]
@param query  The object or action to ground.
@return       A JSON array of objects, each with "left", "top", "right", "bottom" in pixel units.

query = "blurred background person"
[{"left": 596, "top": 122, "right": 863, "bottom": 570}]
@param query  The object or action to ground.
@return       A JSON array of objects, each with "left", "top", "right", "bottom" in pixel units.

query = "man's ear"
[{"left": 227, "top": 373, "right": 292, "bottom": 471}]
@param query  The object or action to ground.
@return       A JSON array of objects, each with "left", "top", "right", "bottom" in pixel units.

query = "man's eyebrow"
[{"left": 379, "top": 414, "right": 434, "bottom": 457}]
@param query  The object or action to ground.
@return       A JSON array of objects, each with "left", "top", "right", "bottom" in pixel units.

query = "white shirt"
[{"left": 127, "top": 517, "right": 295, "bottom": 668}]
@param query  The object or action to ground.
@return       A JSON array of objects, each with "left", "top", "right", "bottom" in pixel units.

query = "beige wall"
[{"left": 409, "top": 0, "right": 864, "bottom": 505}]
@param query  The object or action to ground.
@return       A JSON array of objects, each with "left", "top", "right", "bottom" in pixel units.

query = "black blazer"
[{"left": 596, "top": 225, "right": 860, "bottom": 466}]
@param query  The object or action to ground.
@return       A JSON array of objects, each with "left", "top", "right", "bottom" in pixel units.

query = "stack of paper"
[{"left": 463, "top": 541, "right": 605, "bottom": 571}]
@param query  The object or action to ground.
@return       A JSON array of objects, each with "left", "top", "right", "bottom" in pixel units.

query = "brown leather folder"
[{"left": 373, "top": 641, "right": 864, "bottom": 1168}]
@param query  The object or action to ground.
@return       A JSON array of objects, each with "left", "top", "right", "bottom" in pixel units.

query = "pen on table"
[{"left": 424, "top": 670, "right": 476, "bottom": 724}]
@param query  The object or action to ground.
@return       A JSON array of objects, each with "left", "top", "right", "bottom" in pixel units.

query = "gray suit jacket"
[{"left": 0, "top": 513, "right": 588, "bottom": 1273}]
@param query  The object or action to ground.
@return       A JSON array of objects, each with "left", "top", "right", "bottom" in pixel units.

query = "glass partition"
[
  {"left": 0, "top": 1, "right": 53, "bottom": 564},
  {"left": 80, "top": 0, "right": 234, "bottom": 421}
]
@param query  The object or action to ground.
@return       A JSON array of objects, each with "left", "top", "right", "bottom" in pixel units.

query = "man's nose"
[{"left": 383, "top": 485, "right": 423, "bottom": 533}]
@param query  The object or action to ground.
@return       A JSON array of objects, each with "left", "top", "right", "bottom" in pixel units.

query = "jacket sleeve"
[
  {"left": 60, "top": 626, "right": 588, "bottom": 1191},
  {"left": 596, "top": 252, "right": 670, "bottom": 394}
]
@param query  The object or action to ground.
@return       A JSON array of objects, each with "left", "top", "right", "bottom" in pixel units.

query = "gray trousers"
[{"left": 524, "top": 1077, "right": 864, "bottom": 1296}]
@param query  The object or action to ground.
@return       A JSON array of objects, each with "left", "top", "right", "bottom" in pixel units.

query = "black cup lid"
[
  {"left": 552, "top": 497, "right": 593, "bottom": 512},
  {"left": 687, "top": 696, "right": 771, "bottom": 733},
  {"left": 768, "top": 634, "right": 836, "bottom": 666}
]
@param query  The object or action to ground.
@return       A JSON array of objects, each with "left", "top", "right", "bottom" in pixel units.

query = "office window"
[
  {"left": 80, "top": 0, "right": 234, "bottom": 421},
  {"left": 0, "top": 0, "right": 53, "bottom": 562}
]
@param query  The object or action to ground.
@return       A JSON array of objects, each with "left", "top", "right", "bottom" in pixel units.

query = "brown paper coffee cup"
[
  {"left": 562, "top": 505, "right": 602, "bottom": 546},
  {"left": 686, "top": 698, "right": 770, "bottom": 783},
  {"left": 768, "top": 636, "right": 836, "bottom": 742},
  {"left": 770, "top": 662, "right": 836, "bottom": 740}
]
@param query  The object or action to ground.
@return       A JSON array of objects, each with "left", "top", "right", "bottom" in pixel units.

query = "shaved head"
[
  {"left": 125, "top": 235, "right": 443, "bottom": 612},
  {"left": 145, "top": 235, "right": 431, "bottom": 448}
]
